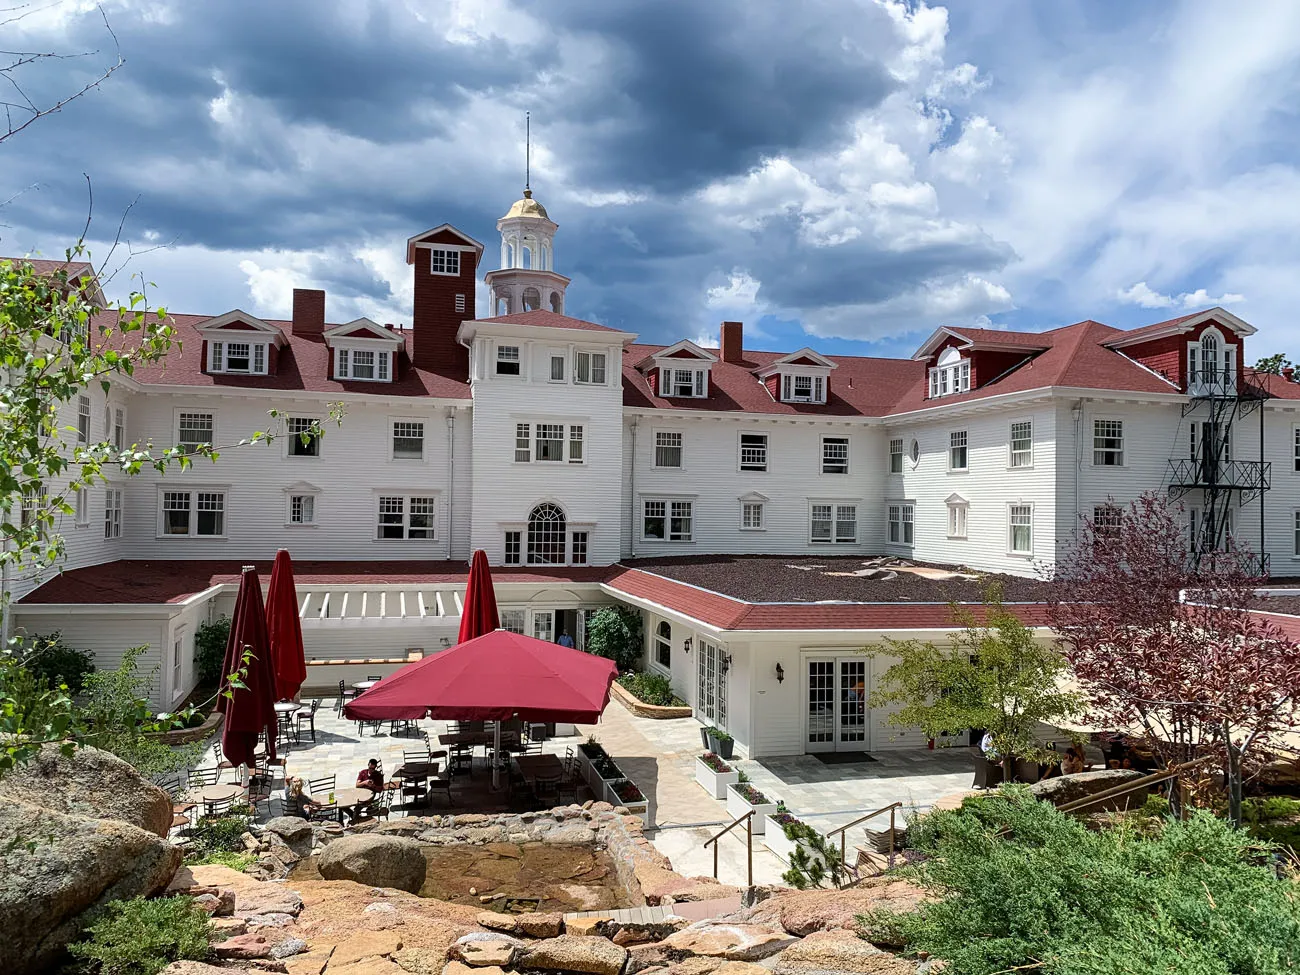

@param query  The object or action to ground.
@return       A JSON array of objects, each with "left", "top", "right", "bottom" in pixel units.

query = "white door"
[
  {"left": 697, "top": 639, "right": 728, "bottom": 730},
  {"left": 805, "top": 656, "right": 869, "bottom": 752},
  {"left": 532, "top": 610, "right": 554, "bottom": 642}
]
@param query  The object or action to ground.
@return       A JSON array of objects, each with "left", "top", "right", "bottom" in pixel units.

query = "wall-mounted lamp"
[
  {"left": 775, "top": 663, "right": 785, "bottom": 684},
  {"left": 683, "top": 638, "right": 692, "bottom": 655}
]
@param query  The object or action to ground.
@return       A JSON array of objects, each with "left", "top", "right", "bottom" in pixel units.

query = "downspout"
[
  {"left": 446, "top": 408, "right": 456, "bottom": 561},
  {"left": 1071, "top": 401, "right": 1083, "bottom": 532},
  {"left": 627, "top": 417, "right": 638, "bottom": 559}
]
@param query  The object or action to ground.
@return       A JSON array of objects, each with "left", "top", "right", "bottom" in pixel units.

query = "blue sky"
[{"left": 5, "top": 0, "right": 1300, "bottom": 360}]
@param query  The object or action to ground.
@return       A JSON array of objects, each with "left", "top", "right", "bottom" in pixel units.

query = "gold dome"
[{"left": 503, "top": 188, "right": 549, "bottom": 220}]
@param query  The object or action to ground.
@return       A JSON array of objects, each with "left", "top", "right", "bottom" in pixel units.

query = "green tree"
[
  {"left": 584, "top": 606, "right": 644, "bottom": 672},
  {"left": 859, "top": 789, "right": 1300, "bottom": 974},
  {"left": 867, "top": 585, "right": 1079, "bottom": 776},
  {"left": 1254, "top": 352, "right": 1292, "bottom": 375}
]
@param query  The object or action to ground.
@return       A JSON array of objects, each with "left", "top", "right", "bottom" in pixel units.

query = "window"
[
  {"left": 654, "top": 621, "right": 672, "bottom": 670},
  {"left": 177, "top": 412, "right": 214, "bottom": 453},
  {"left": 835, "top": 504, "right": 857, "bottom": 543},
  {"left": 1093, "top": 504, "right": 1123, "bottom": 538},
  {"left": 947, "top": 499, "right": 967, "bottom": 539},
  {"left": 497, "top": 345, "right": 521, "bottom": 376},
  {"left": 642, "top": 499, "right": 693, "bottom": 541},
  {"left": 811, "top": 503, "right": 833, "bottom": 542},
  {"left": 575, "top": 351, "right": 607, "bottom": 385},
  {"left": 739, "top": 433, "right": 768, "bottom": 472},
  {"left": 535, "top": 423, "right": 564, "bottom": 462},
  {"left": 377, "top": 495, "right": 436, "bottom": 539},
  {"left": 500, "top": 609, "right": 526, "bottom": 634},
  {"left": 225, "top": 342, "right": 250, "bottom": 372},
  {"left": 549, "top": 354, "right": 566, "bottom": 382},
  {"left": 780, "top": 374, "right": 826, "bottom": 403},
  {"left": 1010, "top": 420, "right": 1032, "bottom": 468},
  {"left": 568, "top": 425, "right": 584, "bottom": 464},
  {"left": 429, "top": 248, "right": 460, "bottom": 275},
  {"left": 655, "top": 431, "right": 683, "bottom": 469},
  {"left": 910, "top": 439, "right": 920, "bottom": 465},
  {"left": 455, "top": 294, "right": 467, "bottom": 314},
  {"left": 822, "top": 437, "right": 849, "bottom": 474},
  {"left": 392, "top": 421, "right": 424, "bottom": 460},
  {"left": 928, "top": 356, "right": 971, "bottom": 398},
  {"left": 20, "top": 487, "right": 44, "bottom": 532},
  {"left": 351, "top": 349, "right": 376, "bottom": 379},
  {"left": 514, "top": 423, "right": 531, "bottom": 462},
  {"left": 335, "top": 347, "right": 389, "bottom": 381},
  {"left": 208, "top": 341, "right": 267, "bottom": 374},
  {"left": 173, "top": 634, "right": 183, "bottom": 687},
  {"left": 76, "top": 396, "right": 91, "bottom": 444},
  {"left": 949, "top": 431, "right": 968, "bottom": 471},
  {"left": 504, "top": 531, "right": 522, "bottom": 565},
  {"left": 1093, "top": 419, "right": 1124, "bottom": 466},
  {"left": 104, "top": 488, "right": 122, "bottom": 539},
  {"left": 527, "top": 503, "right": 567, "bottom": 564},
  {"left": 571, "top": 531, "right": 589, "bottom": 565},
  {"left": 888, "top": 503, "right": 915, "bottom": 545},
  {"left": 289, "top": 494, "right": 315, "bottom": 525},
  {"left": 741, "top": 501, "right": 764, "bottom": 530},
  {"left": 889, "top": 438, "right": 904, "bottom": 474},
  {"left": 287, "top": 417, "right": 320, "bottom": 457},
  {"left": 1009, "top": 504, "right": 1033, "bottom": 554},
  {"left": 161, "top": 490, "right": 225, "bottom": 537},
  {"left": 75, "top": 488, "right": 88, "bottom": 525},
  {"left": 113, "top": 408, "right": 125, "bottom": 451},
  {"left": 667, "top": 368, "right": 706, "bottom": 398},
  {"left": 1294, "top": 511, "right": 1300, "bottom": 557},
  {"left": 810, "top": 503, "right": 856, "bottom": 543}
]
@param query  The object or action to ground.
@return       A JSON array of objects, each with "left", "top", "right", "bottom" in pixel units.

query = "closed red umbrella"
[
  {"left": 266, "top": 549, "right": 307, "bottom": 700},
  {"left": 215, "top": 566, "right": 279, "bottom": 768},
  {"left": 458, "top": 549, "right": 500, "bottom": 645}
]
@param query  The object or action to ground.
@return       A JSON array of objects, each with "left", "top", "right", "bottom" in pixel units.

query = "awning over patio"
[{"left": 343, "top": 630, "right": 618, "bottom": 723}]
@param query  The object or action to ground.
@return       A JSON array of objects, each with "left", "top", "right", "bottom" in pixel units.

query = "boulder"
[
  {"left": 772, "top": 929, "right": 915, "bottom": 975},
  {"left": 549, "top": 883, "right": 619, "bottom": 912},
  {"left": 330, "top": 930, "right": 405, "bottom": 968},
  {"left": 726, "top": 879, "right": 928, "bottom": 937},
  {"left": 451, "top": 935, "right": 520, "bottom": 967},
  {"left": 660, "top": 921, "right": 797, "bottom": 962},
  {"left": 318, "top": 835, "right": 427, "bottom": 893},
  {"left": 0, "top": 743, "right": 172, "bottom": 837},
  {"left": 213, "top": 933, "right": 273, "bottom": 959},
  {"left": 1028, "top": 769, "right": 1150, "bottom": 811},
  {"left": 265, "top": 816, "right": 316, "bottom": 856},
  {"left": 0, "top": 795, "right": 182, "bottom": 973},
  {"left": 519, "top": 934, "right": 629, "bottom": 975},
  {"left": 160, "top": 963, "right": 238, "bottom": 975},
  {"left": 517, "top": 912, "right": 565, "bottom": 939},
  {"left": 285, "top": 946, "right": 335, "bottom": 975},
  {"left": 544, "top": 824, "right": 598, "bottom": 845},
  {"left": 566, "top": 915, "right": 613, "bottom": 937}
]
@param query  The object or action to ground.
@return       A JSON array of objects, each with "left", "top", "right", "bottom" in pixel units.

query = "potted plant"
[
  {"left": 700, "top": 725, "right": 714, "bottom": 750},
  {"left": 763, "top": 803, "right": 826, "bottom": 865},
  {"left": 707, "top": 727, "right": 735, "bottom": 760},
  {"left": 695, "top": 752, "right": 739, "bottom": 799},
  {"left": 609, "top": 778, "right": 649, "bottom": 825},
  {"left": 725, "top": 773, "right": 777, "bottom": 834}
]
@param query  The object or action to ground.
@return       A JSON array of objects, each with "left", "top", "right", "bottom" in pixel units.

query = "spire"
[{"left": 524, "top": 111, "right": 531, "bottom": 198}]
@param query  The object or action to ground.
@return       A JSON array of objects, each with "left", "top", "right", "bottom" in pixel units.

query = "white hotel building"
[{"left": 8, "top": 188, "right": 1300, "bottom": 758}]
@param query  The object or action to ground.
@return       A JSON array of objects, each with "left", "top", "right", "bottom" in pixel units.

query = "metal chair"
[
  {"left": 336, "top": 679, "right": 356, "bottom": 715},
  {"left": 404, "top": 747, "right": 431, "bottom": 764},
  {"left": 451, "top": 745, "right": 474, "bottom": 776},
  {"left": 297, "top": 699, "right": 322, "bottom": 742},
  {"left": 532, "top": 773, "right": 561, "bottom": 806},
  {"left": 187, "top": 766, "right": 219, "bottom": 791},
  {"left": 211, "top": 741, "right": 241, "bottom": 782},
  {"left": 307, "top": 774, "right": 338, "bottom": 823},
  {"left": 427, "top": 772, "right": 454, "bottom": 807},
  {"left": 354, "top": 786, "right": 391, "bottom": 825}
]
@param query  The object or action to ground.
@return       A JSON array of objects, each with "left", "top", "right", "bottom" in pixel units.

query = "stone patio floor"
[{"left": 192, "top": 697, "right": 981, "bottom": 889}]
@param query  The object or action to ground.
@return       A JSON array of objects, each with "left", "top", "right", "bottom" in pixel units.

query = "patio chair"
[
  {"left": 187, "top": 767, "right": 219, "bottom": 791},
  {"left": 307, "top": 774, "right": 338, "bottom": 823},
  {"left": 404, "top": 747, "right": 431, "bottom": 765},
  {"left": 427, "top": 772, "right": 453, "bottom": 808},
  {"left": 532, "top": 773, "right": 561, "bottom": 806},
  {"left": 389, "top": 718, "right": 417, "bottom": 737},
  {"left": 203, "top": 795, "right": 236, "bottom": 819},
  {"left": 211, "top": 741, "right": 240, "bottom": 782},
  {"left": 353, "top": 787, "right": 391, "bottom": 825},
  {"left": 296, "top": 699, "right": 322, "bottom": 742},
  {"left": 556, "top": 776, "right": 579, "bottom": 805},
  {"left": 336, "top": 679, "right": 356, "bottom": 715},
  {"left": 507, "top": 768, "right": 531, "bottom": 811},
  {"left": 451, "top": 745, "right": 473, "bottom": 776}
]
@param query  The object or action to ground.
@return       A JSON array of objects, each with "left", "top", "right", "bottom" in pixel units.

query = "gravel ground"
[{"left": 622, "top": 554, "right": 1055, "bottom": 604}]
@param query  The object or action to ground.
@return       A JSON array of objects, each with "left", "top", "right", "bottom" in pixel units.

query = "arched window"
[
  {"left": 522, "top": 244, "right": 533, "bottom": 269},
  {"left": 527, "top": 502, "right": 567, "bottom": 564},
  {"left": 550, "top": 291, "right": 563, "bottom": 313},
  {"left": 541, "top": 243, "right": 551, "bottom": 271},
  {"left": 1200, "top": 330, "right": 1221, "bottom": 384},
  {"left": 522, "top": 287, "right": 542, "bottom": 311},
  {"left": 654, "top": 621, "right": 672, "bottom": 669},
  {"left": 496, "top": 295, "right": 510, "bottom": 316}
]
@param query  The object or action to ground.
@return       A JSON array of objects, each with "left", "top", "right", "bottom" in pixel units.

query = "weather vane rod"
[{"left": 525, "top": 111, "right": 531, "bottom": 194}]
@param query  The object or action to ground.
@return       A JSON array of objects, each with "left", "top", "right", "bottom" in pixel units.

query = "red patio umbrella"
[
  {"left": 344, "top": 630, "right": 618, "bottom": 723},
  {"left": 266, "top": 549, "right": 307, "bottom": 700},
  {"left": 457, "top": 549, "right": 500, "bottom": 645},
  {"left": 215, "top": 566, "right": 279, "bottom": 768}
]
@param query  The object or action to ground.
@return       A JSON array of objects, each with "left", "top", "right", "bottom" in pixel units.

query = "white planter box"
[
  {"left": 725, "top": 784, "right": 777, "bottom": 834},
  {"left": 762, "top": 815, "right": 828, "bottom": 866},
  {"left": 611, "top": 797, "right": 650, "bottom": 827},
  {"left": 695, "top": 757, "right": 740, "bottom": 800}
]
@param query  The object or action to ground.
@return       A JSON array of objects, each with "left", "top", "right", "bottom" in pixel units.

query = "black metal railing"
[{"left": 1167, "top": 458, "right": 1271, "bottom": 492}]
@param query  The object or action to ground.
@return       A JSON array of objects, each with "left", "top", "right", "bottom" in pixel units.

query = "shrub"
[
  {"left": 184, "top": 803, "right": 254, "bottom": 863},
  {"left": 584, "top": 606, "right": 643, "bottom": 672},
  {"left": 194, "top": 616, "right": 230, "bottom": 688},
  {"left": 188, "top": 849, "right": 255, "bottom": 871},
  {"left": 618, "top": 671, "right": 686, "bottom": 707},
  {"left": 858, "top": 788, "right": 1300, "bottom": 974},
  {"left": 611, "top": 778, "right": 644, "bottom": 803},
  {"left": 67, "top": 895, "right": 211, "bottom": 975},
  {"left": 18, "top": 631, "right": 95, "bottom": 695}
]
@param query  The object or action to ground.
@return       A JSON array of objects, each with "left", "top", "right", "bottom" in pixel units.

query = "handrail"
[
  {"left": 703, "top": 810, "right": 754, "bottom": 887},
  {"left": 1057, "top": 755, "right": 1215, "bottom": 815},
  {"left": 825, "top": 801, "right": 904, "bottom": 877}
]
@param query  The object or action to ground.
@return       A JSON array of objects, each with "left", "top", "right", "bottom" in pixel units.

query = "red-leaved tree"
[{"left": 1050, "top": 492, "right": 1300, "bottom": 824}]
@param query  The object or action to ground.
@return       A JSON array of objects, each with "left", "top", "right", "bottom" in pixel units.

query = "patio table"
[
  {"left": 353, "top": 680, "right": 378, "bottom": 691},
  {"left": 196, "top": 783, "right": 245, "bottom": 815},
  {"left": 438, "top": 732, "right": 495, "bottom": 747},
  {"left": 273, "top": 701, "right": 301, "bottom": 714},
  {"left": 310, "top": 786, "right": 375, "bottom": 820},
  {"left": 514, "top": 753, "right": 564, "bottom": 784},
  {"left": 393, "top": 761, "right": 440, "bottom": 781}
]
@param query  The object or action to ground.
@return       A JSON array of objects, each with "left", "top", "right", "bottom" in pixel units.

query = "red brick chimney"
[
  {"left": 292, "top": 288, "right": 325, "bottom": 337},
  {"left": 720, "top": 321, "right": 743, "bottom": 363},
  {"left": 1285, "top": 366, "right": 1296, "bottom": 383},
  {"left": 410, "top": 232, "right": 477, "bottom": 376}
]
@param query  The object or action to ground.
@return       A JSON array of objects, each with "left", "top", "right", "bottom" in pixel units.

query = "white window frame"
[
  {"left": 1008, "top": 503, "right": 1034, "bottom": 556},
  {"left": 74, "top": 487, "right": 89, "bottom": 526},
  {"left": 740, "top": 500, "right": 765, "bottom": 531},
  {"left": 113, "top": 407, "right": 126, "bottom": 451},
  {"left": 157, "top": 487, "right": 227, "bottom": 538},
  {"left": 334, "top": 345, "right": 392, "bottom": 382},
  {"left": 391, "top": 419, "right": 425, "bottom": 461},
  {"left": 641, "top": 497, "right": 694, "bottom": 542},
  {"left": 285, "top": 416, "right": 321, "bottom": 458},
  {"left": 496, "top": 345, "right": 522, "bottom": 377},
  {"left": 887, "top": 502, "right": 915, "bottom": 546},
  {"left": 652, "top": 620, "right": 672, "bottom": 673},
  {"left": 654, "top": 430, "right": 683, "bottom": 469},
  {"left": 821, "top": 436, "right": 849, "bottom": 475},
  {"left": 574, "top": 350, "right": 608, "bottom": 385},
  {"left": 1093, "top": 503, "right": 1123, "bottom": 538},
  {"left": 664, "top": 367, "right": 708, "bottom": 399},
  {"left": 928, "top": 351, "right": 971, "bottom": 399},
  {"left": 548, "top": 350, "right": 567, "bottom": 383},
  {"left": 76, "top": 395, "right": 91, "bottom": 444},
  {"left": 1009, "top": 419, "right": 1033, "bottom": 469},
  {"left": 287, "top": 492, "right": 318, "bottom": 527},
  {"left": 947, "top": 498, "right": 968, "bottom": 539},
  {"left": 376, "top": 493, "right": 438, "bottom": 541},
  {"left": 208, "top": 340, "right": 268, "bottom": 375},
  {"left": 175, "top": 409, "right": 215, "bottom": 454},
  {"left": 172, "top": 628, "right": 185, "bottom": 699},
  {"left": 428, "top": 248, "right": 461, "bottom": 276},
  {"left": 1293, "top": 510, "right": 1300, "bottom": 557},
  {"left": 504, "top": 530, "right": 523, "bottom": 565},
  {"left": 104, "top": 486, "right": 122, "bottom": 540},
  {"left": 514, "top": 419, "right": 587, "bottom": 465},
  {"left": 810, "top": 501, "right": 858, "bottom": 544},
  {"left": 949, "top": 430, "right": 968, "bottom": 472},
  {"left": 780, "top": 371, "right": 827, "bottom": 404},
  {"left": 1092, "top": 417, "right": 1125, "bottom": 467},
  {"left": 888, "top": 438, "right": 904, "bottom": 474},
  {"left": 738, "top": 432, "right": 768, "bottom": 472}
]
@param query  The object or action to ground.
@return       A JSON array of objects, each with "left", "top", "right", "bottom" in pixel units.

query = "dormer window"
[
  {"left": 324, "top": 317, "right": 402, "bottom": 384},
  {"left": 782, "top": 374, "right": 825, "bottom": 404},
  {"left": 639, "top": 339, "right": 718, "bottom": 401},
  {"left": 669, "top": 368, "right": 707, "bottom": 398},
  {"left": 336, "top": 348, "right": 390, "bottom": 382},
  {"left": 928, "top": 347, "right": 971, "bottom": 398},
  {"left": 756, "top": 347, "right": 835, "bottom": 406},
  {"left": 209, "top": 340, "right": 268, "bottom": 375}
]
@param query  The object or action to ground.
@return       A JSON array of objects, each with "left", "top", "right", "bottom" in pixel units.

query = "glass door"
[
  {"left": 697, "top": 639, "right": 728, "bottom": 730},
  {"left": 532, "top": 610, "right": 554, "bottom": 642},
  {"left": 806, "top": 656, "right": 870, "bottom": 752}
]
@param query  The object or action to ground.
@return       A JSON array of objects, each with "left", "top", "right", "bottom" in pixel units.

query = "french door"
[
  {"left": 697, "top": 639, "right": 728, "bottom": 730},
  {"left": 805, "top": 656, "right": 868, "bottom": 752}
]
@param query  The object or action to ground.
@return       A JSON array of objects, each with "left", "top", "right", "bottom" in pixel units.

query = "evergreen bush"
[
  {"left": 194, "top": 616, "right": 230, "bottom": 688},
  {"left": 584, "top": 606, "right": 643, "bottom": 672},
  {"left": 67, "top": 896, "right": 211, "bottom": 975}
]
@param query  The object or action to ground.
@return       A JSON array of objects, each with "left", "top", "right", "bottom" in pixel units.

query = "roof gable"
[
  {"left": 639, "top": 339, "right": 718, "bottom": 369},
  {"left": 324, "top": 317, "right": 403, "bottom": 345},
  {"left": 196, "top": 310, "right": 286, "bottom": 345},
  {"left": 1104, "top": 307, "right": 1257, "bottom": 349},
  {"left": 404, "top": 224, "right": 485, "bottom": 263}
]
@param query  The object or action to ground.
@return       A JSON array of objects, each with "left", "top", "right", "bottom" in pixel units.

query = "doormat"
[{"left": 814, "top": 751, "right": 877, "bottom": 765}]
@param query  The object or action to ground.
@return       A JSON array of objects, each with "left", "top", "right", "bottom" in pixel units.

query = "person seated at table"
[
  {"left": 356, "top": 758, "right": 385, "bottom": 792},
  {"left": 285, "top": 778, "right": 319, "bottom": 819},
  {"left": 1061, "top": 744, "right": 1087, "bottom": 775}
]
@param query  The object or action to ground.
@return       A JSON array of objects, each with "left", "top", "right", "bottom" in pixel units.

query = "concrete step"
[{"left": 563, "top": 895, "right": 744, "bottom": 924}]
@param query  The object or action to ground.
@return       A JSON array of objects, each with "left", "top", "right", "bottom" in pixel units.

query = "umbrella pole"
[{"left": 492, "top": 721, "right": 502, "bottom": 790}]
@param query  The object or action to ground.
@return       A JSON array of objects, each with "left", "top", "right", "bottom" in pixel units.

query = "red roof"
[
  {"left": 10, "top": 257, "right": 96, "bottom": 278},
  {"left": 1102, "top": 312, "right": 1204, "bottom": 345},
  {"left": 476, "top": 309, "right": 626, "bottom": 333},
  {"left": 941, "top": 326, "right": 1053, "bottom": 348}
]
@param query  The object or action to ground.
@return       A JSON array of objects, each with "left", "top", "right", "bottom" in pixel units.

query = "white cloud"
[
  {"left": 706, "top": 270, "right": 761, "bottom": 309},
  {"left": 1117, "top": 281, "right": 1245, "bottom": 311},
  {"left": 930, "top": 116, "right": 1011, "bottom": 186}
]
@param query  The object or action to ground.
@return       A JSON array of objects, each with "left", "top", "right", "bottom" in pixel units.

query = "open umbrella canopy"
[
  {"left": 458, "top": 549, "right": 500, "bottom": 645},
  {"left": 344, "top": 630, "right": 618, "bottom": 723},
  {"left": 266, "top": 549, "right": 307, "bottom": 700},
  {"left": 215, "top": 566, "right": 279, "bottom": 767}
]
